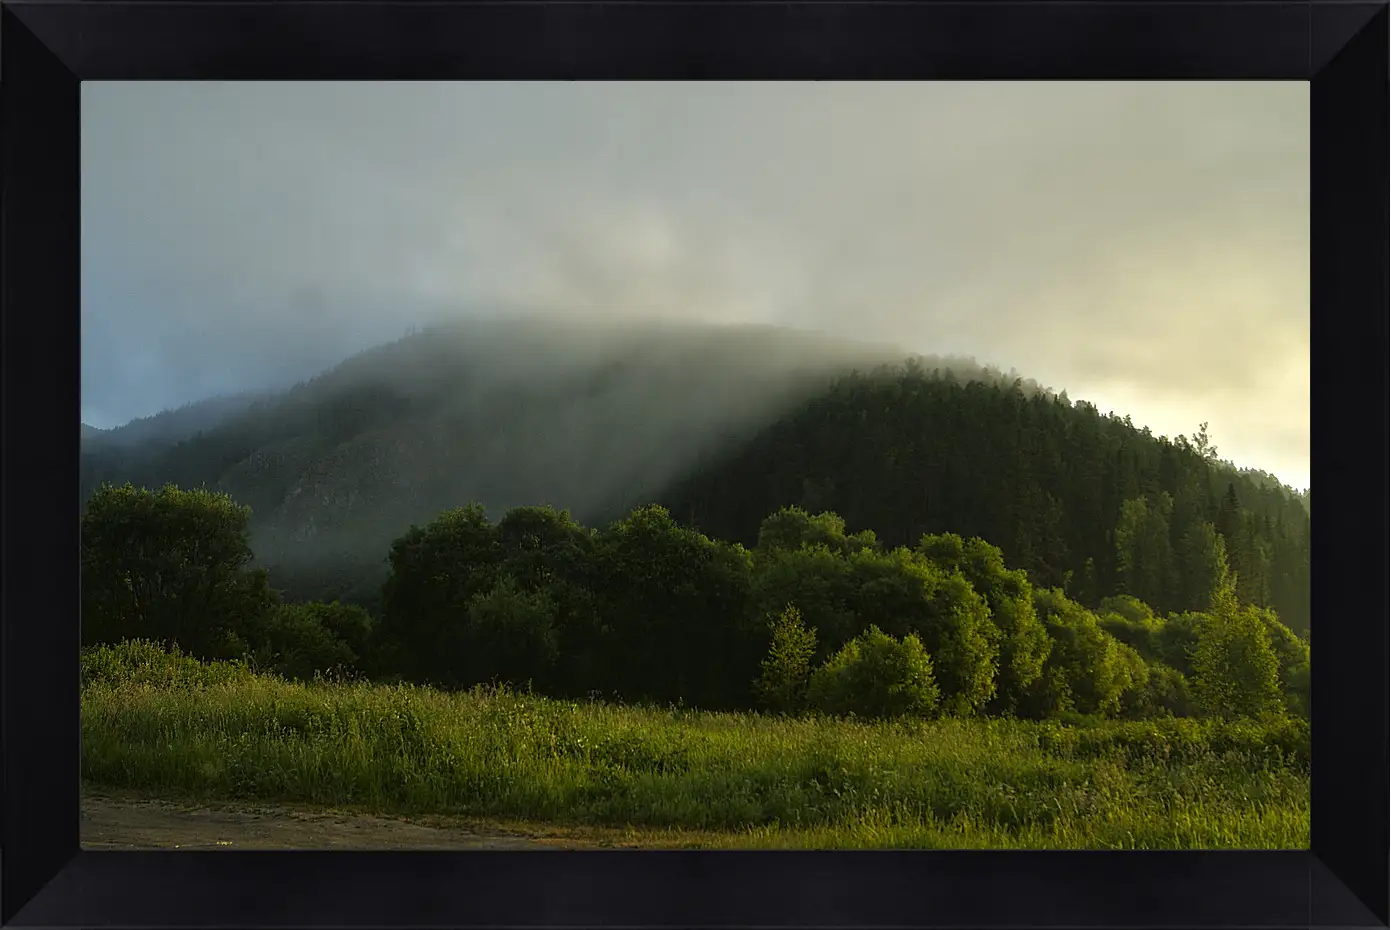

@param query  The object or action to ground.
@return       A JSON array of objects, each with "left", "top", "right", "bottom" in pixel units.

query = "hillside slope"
[{"left": 82, "top": 392, "right": 271, "bottom": 450}]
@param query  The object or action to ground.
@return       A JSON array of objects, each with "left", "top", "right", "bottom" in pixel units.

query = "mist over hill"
[
  {"left": 79, "top": 319, "right": 959, "bottom": 585},
  {"left": 80, "top": 317, "right": 1308, "bottom": 630}
]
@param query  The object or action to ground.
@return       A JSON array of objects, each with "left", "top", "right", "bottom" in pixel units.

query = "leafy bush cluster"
[
  {"left": 806, "top": 625, "right": 941, "bottom": 719},
  {"left": 81, "top": 485, "right": 1308, "bottom": 727}
]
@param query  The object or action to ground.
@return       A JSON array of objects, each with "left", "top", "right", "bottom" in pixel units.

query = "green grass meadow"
[{"left": 81, "top": 642, "right": 1309, "bottom": 849}]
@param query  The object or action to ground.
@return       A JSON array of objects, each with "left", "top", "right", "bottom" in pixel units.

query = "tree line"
[{"left": 81, "top": 482, "right": 1309, "bottom": 724}]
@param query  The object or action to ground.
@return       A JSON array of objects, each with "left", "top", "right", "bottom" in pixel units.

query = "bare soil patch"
[{"left": 81, "top": 791, "right": 599, "bottom": 850}]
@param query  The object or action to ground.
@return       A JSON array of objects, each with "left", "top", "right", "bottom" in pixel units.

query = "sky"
[{"left": 82, "top": 81, "right": 1309, "bottom": 489}]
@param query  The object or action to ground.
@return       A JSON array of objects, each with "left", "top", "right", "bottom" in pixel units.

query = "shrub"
[
  {"left": 1111, "top": 643, "right": 1150, "bottom": 713},
  {"left": 1155, "top": 612, "right": 1203, "bottom": 676},
  {"left": 806, "top": 626, "right": 941, "bottom": 719},
  {"left": 1097, "top": 614, "right": 1161, "bottom": 663},
  {"left": 1121, "top": 662, "right": 1197, "bottom": 718},
  {"left": 457, "top": 577, "right": 561, "bottom": 689},
  {"left": 310, "top": 600, "right": 375, "bottom": 661}
]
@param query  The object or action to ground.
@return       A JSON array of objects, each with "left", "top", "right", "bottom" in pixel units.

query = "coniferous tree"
[{"left": 1176, "top": 520, "right": 1231, "bottom": 612}]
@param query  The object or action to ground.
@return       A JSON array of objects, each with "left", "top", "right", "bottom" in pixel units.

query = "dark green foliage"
[
  {"left": 1120, "top": 663, "right": 1197, "bottom": 719},
  {"left": 494, "top": 505, "right": 603, "bottom": 696},
  {"left": 378, "top": 504, "right": 504, "bottom": 685},
  {"left": 1115, "top": 495, "right": 1177, "bottom": 611},
  {"left": 496, "top": 506, "right": 594, "bottom": 585},
  {"left": 590, "top": 505, "right": 760, "bottom": 708},
  {"left": 1175, "top": 521, "right": 1232, "bottom": 612},
  {"left": 81, "top": 483, "right": 277, "bottom": 660},
  {"left": 1255, "top": 608, "right": 1310, "bottom": 719},
  {"left": 84, "top": 337, "right": 1311, "bottom": 642},
  {"left": 84, "top": 339, "right": 1311, "bottom": 641},
  {"left": 1097, "top": 616, "right": 1160, "bottom": 665},
  {"left": 772, "top": 537, "right": 997, "bottom": 715},
  {"left": 458, "top": 578, "right": 561, "bottom": 689},
  {"left": 1096, "top": 597, "right": 1164, "bottom": 665},
  {"left": 246, "top": 602, "right": 362, "bottom": 682},
  {"left": 749, "top": 544, "right": 860, "bottom": 661},
  {"left": 1283, "top": 660, "right": 1310, "bottom": 720},
  {"left": 265, "top": 557, "right": 388, "bottom": 616},
  {"left": 806, "top": 626, "right": 941, "bottom": 719},
  {"left": 1112, "top": 644, "right": 1151, "bottom": 715},
  {"left": 1151, "top": 612, "right": 1203, "bottom": 677},
  {"left": 306, "top": 600, "right": 375, "bottom": 661},
  {"left": 1099, "top": 595, "right": 1156, "bottom": 626},
  {"left": 754, "top": 605, "right": 818, "bottom": 714}
]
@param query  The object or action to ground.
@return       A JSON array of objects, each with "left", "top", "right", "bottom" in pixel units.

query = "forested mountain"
[
  {"left": 660, "top": 364, "right": 1310, "bottom": 633},
  {"left": 81, "top": 320, "right": 1309, "bottom": 632}
]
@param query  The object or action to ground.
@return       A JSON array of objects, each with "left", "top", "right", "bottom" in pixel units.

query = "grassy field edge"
[{"left": 82, "top": 644, "right": 1310, "bottom": 850}]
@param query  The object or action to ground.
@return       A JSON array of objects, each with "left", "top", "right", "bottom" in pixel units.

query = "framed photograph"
[{"left": 3, "top": 2, "right": 1385, "bottom": 927}]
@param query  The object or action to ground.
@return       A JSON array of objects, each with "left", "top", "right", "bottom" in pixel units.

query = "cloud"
[{"left": 82, "top": 81, "right": 1308, "bottom": 486}]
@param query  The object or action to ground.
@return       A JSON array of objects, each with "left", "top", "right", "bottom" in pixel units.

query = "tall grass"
[{"left": 81, "top": 642, "right": 1309, "bottom": 849}]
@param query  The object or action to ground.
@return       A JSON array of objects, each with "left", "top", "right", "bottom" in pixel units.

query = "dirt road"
[{"left": 81, "top": 793, "right": 593, "bottom": 850}]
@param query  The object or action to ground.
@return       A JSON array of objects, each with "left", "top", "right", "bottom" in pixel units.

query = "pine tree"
[
  {"left": 1216, "top": 482, "right": 1242, "bottom": 543},
  {"left": 1176, "top": 521, "right": 1231, "bottom": 611}
]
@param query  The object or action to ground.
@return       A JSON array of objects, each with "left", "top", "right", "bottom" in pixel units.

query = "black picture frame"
[{"left": 3, "top": 2, "right": 1386, "bottom": 927}]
